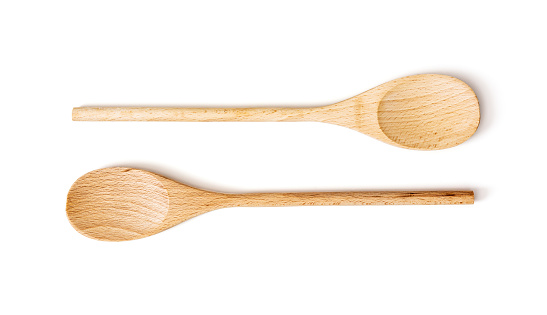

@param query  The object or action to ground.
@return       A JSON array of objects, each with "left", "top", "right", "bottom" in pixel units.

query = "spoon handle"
[
  {"left": 72, "top": 107, "right": 316, "bottom": 122},
  {"left": 230, "top": 191, "right": 474, "bottom": 207}
]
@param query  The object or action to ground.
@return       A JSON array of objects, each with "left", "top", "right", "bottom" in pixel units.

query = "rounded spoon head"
[
  {"left": 66, "top": 168, "right": 171, "bottom": 241},
  {"left": 377, "top": 74, "right": 480, "bottom": 150},
  {"left": 332, "top": 74, "right": 480, "bottom": 150}
]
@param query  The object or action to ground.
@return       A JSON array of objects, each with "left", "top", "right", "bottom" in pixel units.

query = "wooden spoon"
[
  {"left": 66, "top": 167, "right": 474, "bottom": 241},
  {"left": 72, "top": 74, "right": 480, "bottom": 150}
]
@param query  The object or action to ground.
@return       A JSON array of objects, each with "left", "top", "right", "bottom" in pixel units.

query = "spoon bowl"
[
  {"left": 66, "top": 168, "right": 170, "bottom": 240},
  {"left": 67, "top": 167, "right": 474, "bottom": 241},
  {"left": 374, "top": 74, "right": 479, "bottom": 149},
  {"left": 73, "top": 74, "right": 480, "bottom": 150}
]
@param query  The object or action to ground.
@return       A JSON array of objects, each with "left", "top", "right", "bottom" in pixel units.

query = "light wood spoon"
[
  {"left": 72, "top": 74, "right": 480, "bottom": 150},
  {"left": 66, "top": 167, "right": 474, "bottom": 241}
]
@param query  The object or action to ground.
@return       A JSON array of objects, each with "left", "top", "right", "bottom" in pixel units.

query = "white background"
[{"left": 1, "top": 1, "right": 546, "bottom": 314}]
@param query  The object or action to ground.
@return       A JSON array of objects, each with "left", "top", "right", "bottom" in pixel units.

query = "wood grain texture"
[
  {"left": 72, "top": 74, "right": 480, "bottom": 150},
  {"left": 66, "top": 168, "right": 474, "bottom": 241}
]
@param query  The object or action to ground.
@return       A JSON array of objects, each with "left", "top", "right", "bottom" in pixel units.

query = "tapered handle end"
[
  {"left": 72, "top": 107, "right": 84, "bottom": 121},
  {"left": 73, "top": 107, "right": 123, "bottom": 121},
  {"left": 444, "top": 190, "right": 474, "bottom": 205}
]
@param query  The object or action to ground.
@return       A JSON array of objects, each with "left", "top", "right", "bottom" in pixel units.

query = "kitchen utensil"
[
  {"left": 66, "top": 167, "right": 474, "bottom": 241},
  {"left": 72, "top": 74, "right": 480, "bottom": 150}
]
